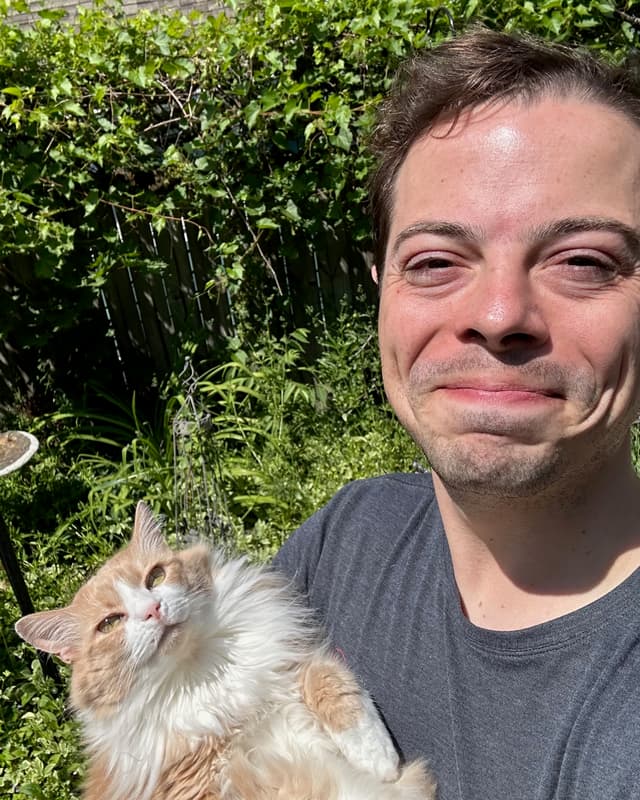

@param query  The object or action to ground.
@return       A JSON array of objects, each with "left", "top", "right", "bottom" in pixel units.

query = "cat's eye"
[
  {"left": 146, "top": 565, "right": 166, "bottom": 589},
  {"left": 97, "top": 614, "right": 124, "bottom": 633}
]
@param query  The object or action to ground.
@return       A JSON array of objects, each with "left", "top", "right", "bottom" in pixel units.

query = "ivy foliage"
[{"left": 0, "top": 0, "right": 634, "bottom": 409}]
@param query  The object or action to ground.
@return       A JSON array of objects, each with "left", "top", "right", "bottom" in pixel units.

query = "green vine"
[{"left": 0, "top": 0, "right": 632, "bottom": 406}]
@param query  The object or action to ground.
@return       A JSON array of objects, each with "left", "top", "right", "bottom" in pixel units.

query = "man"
[{"left": 274, "top": 28, "right": 640, "bottom": 799}]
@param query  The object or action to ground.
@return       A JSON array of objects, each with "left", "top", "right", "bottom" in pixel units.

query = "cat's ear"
[
  {"left": 15, "top": 608, "right": 81, "bottom": 664},
  {"left": 132, "top": 501, "right": 167, "bottom": 555}
]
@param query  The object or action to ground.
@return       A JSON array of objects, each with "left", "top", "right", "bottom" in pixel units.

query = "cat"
[{"left": 16, "top": 501, "right": 436, "bottom": 800}]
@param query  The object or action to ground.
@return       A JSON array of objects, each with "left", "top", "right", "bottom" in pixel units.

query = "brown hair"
[{"left": 369, "top": 27, "right": 640, "bottom": 273}]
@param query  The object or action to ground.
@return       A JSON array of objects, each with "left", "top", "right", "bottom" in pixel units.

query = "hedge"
[{"left": 0, "top": 0, "right": 633, "bottom": 411}]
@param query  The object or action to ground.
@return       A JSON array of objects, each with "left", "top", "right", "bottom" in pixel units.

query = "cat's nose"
[{"left": 144, "top": 601, "right": 162, "bottom": 621}]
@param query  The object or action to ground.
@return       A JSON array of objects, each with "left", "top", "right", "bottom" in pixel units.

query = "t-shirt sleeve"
[
  {"left": 271, "top": 484, "right": 346, "bottom": 595},
  {"left": 271, "top": 473, "right": 437, "bottom": 614}
]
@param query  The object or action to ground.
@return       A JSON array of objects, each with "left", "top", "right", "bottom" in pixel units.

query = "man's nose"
[{"left": 457, "top": 263, "right": 550, "bottom": 353}]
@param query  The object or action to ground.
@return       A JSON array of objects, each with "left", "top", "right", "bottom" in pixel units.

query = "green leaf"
[
  {"left": 283, "top": 199, "right": 301, "bottom": 222},
  {"left": 126, "top": 65, "right": 155, "bottom": 88},
  {"left": 256, "top": 217, "right": 280, "bottom": 229},
  {"left": 61, "top": 101, "right": 85, "bottom": 117},
  {"left": 261, "top": 91, "right": 281, "bottom": 112},
  {"left": 331, "top": 125, "right": 353, "bottom": 151},
  {"left": 17, "top": 784, "right": 46, "bottom": 799},
  {"left": 244, "top": 101, "right": 261, "bottom": 129},
  {"left": 284, "top": 97, "right": 299, "bottom": 123},
  {"left": 162, "top": 57, "right": 196, "bottom": 78},
  {"left": 465, "top": 0, "right": 480, "bottom": 19},
  {"left": 58, "top": 77, "right": 73, "bottom": 96},
  {"left": 83, "top": 188, "right": 101, "bottom": 216}
]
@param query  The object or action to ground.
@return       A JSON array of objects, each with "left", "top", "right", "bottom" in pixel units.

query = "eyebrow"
[
  {"left": 390, "top": 221, "right": 484, "bottom": 259},
  {"left": 390, "top": 217, "right": 640, "bottom": 262},
  {"left": 530, "top": 218, "right": 640, "bottom": 260}
]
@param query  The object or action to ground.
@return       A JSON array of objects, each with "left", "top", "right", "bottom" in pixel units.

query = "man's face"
[{"left": 378, "top": 96, "right": 640, "bottom": 497}]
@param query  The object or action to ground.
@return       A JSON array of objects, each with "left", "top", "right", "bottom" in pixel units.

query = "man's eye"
[
  {"left": 97, "top": 614, "right": 124, "bottom": 633},
  {"left": 407, "top": 257, "right": 453, "bottom": 270},
  {"left": 560, "top": 253, "right": 619, "bottom": 282},
  {"left": 403, "top": 255, "right": 459, "bottom": 285},
  {"left": 566, "top": 255, "right": 615, "bottom": 270}
]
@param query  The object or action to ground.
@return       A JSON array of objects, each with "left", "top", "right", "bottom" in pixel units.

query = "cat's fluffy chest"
[{"left": 79, "top": 555, "right": 319, "bottom": 798}]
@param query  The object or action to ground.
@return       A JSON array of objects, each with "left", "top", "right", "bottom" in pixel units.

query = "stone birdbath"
[{"left": 0, "top": 431, "right": 61, "bottom": 684}]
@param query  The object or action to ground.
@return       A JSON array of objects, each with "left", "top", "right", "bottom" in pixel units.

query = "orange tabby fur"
[{"left": 16, "top": 502, "right": 436, "bottom": 800}]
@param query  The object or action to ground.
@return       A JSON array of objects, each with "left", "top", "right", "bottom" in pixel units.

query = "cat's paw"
[
  {"left": 300, "top": 652, "right": 400, "bottom": 782},
  {"left": 331, "top": 692, "right": 400, "bottom": 782}
]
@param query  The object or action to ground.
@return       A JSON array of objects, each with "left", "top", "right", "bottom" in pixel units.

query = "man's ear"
[{"left": 371, "top": 265, "right": 379, "bottom": 285}]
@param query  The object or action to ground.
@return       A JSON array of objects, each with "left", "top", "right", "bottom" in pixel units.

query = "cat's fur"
[{"left": 16, "top": 502, "right": 435, "bottom": 800}]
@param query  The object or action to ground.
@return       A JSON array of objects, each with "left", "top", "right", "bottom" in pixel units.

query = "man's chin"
[{"left": 420, "top": 437, "right": 564, "bottom": 499}]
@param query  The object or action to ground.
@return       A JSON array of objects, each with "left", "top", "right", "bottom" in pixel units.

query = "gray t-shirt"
[{"left": 273, "top": 472, "right": 640, "bottom": 800}]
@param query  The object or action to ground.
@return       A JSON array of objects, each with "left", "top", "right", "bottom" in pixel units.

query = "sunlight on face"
[{"left": 378, "top": 97, "right": 640, "bottom": 497}]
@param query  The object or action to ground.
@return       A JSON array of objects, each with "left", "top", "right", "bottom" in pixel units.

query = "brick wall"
[{"left": 8, "top": 1, "right": 219, "bottom": 27}]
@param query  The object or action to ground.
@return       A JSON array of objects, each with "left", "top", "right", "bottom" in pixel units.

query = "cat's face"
[{"left": 15, "top": 503, "right": 213, "bottom": 716}]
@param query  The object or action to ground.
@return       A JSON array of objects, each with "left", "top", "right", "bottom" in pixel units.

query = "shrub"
[{"left": 0, "top": 0, "right": 631, "bottom": 409}]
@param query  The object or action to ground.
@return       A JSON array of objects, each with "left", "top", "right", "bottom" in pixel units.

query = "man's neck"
[{"left": 433, "top": 459, "right": 640, "bottom": 631}]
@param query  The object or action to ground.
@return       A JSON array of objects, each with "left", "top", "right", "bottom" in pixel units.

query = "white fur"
[
  {"left": 330, "top": 691, "right": 400, "bottom": 782},
  {"left": 116, "top": 578, "right": 191, "bottom": 665},
  {"left": 79, "top": 555, "right": 322, "bottom": 799},
  {"left": 223, "top": 701, "right": 427, "bottom": 800}
]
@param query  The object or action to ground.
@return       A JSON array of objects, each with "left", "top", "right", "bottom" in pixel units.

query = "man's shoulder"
[
  {"left": 322, "top": 470, "right": 437, "bottom": 512},
  {"left": 273, "top": 470, "right": 441, "bottom": 590},
  {"left": 296, "top": 470, "right": 437, "bottom": 543}
]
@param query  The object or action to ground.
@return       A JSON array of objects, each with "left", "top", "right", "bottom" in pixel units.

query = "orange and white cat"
[{"left": 16, "top": 502, "right": 435, "bottom": 800}]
